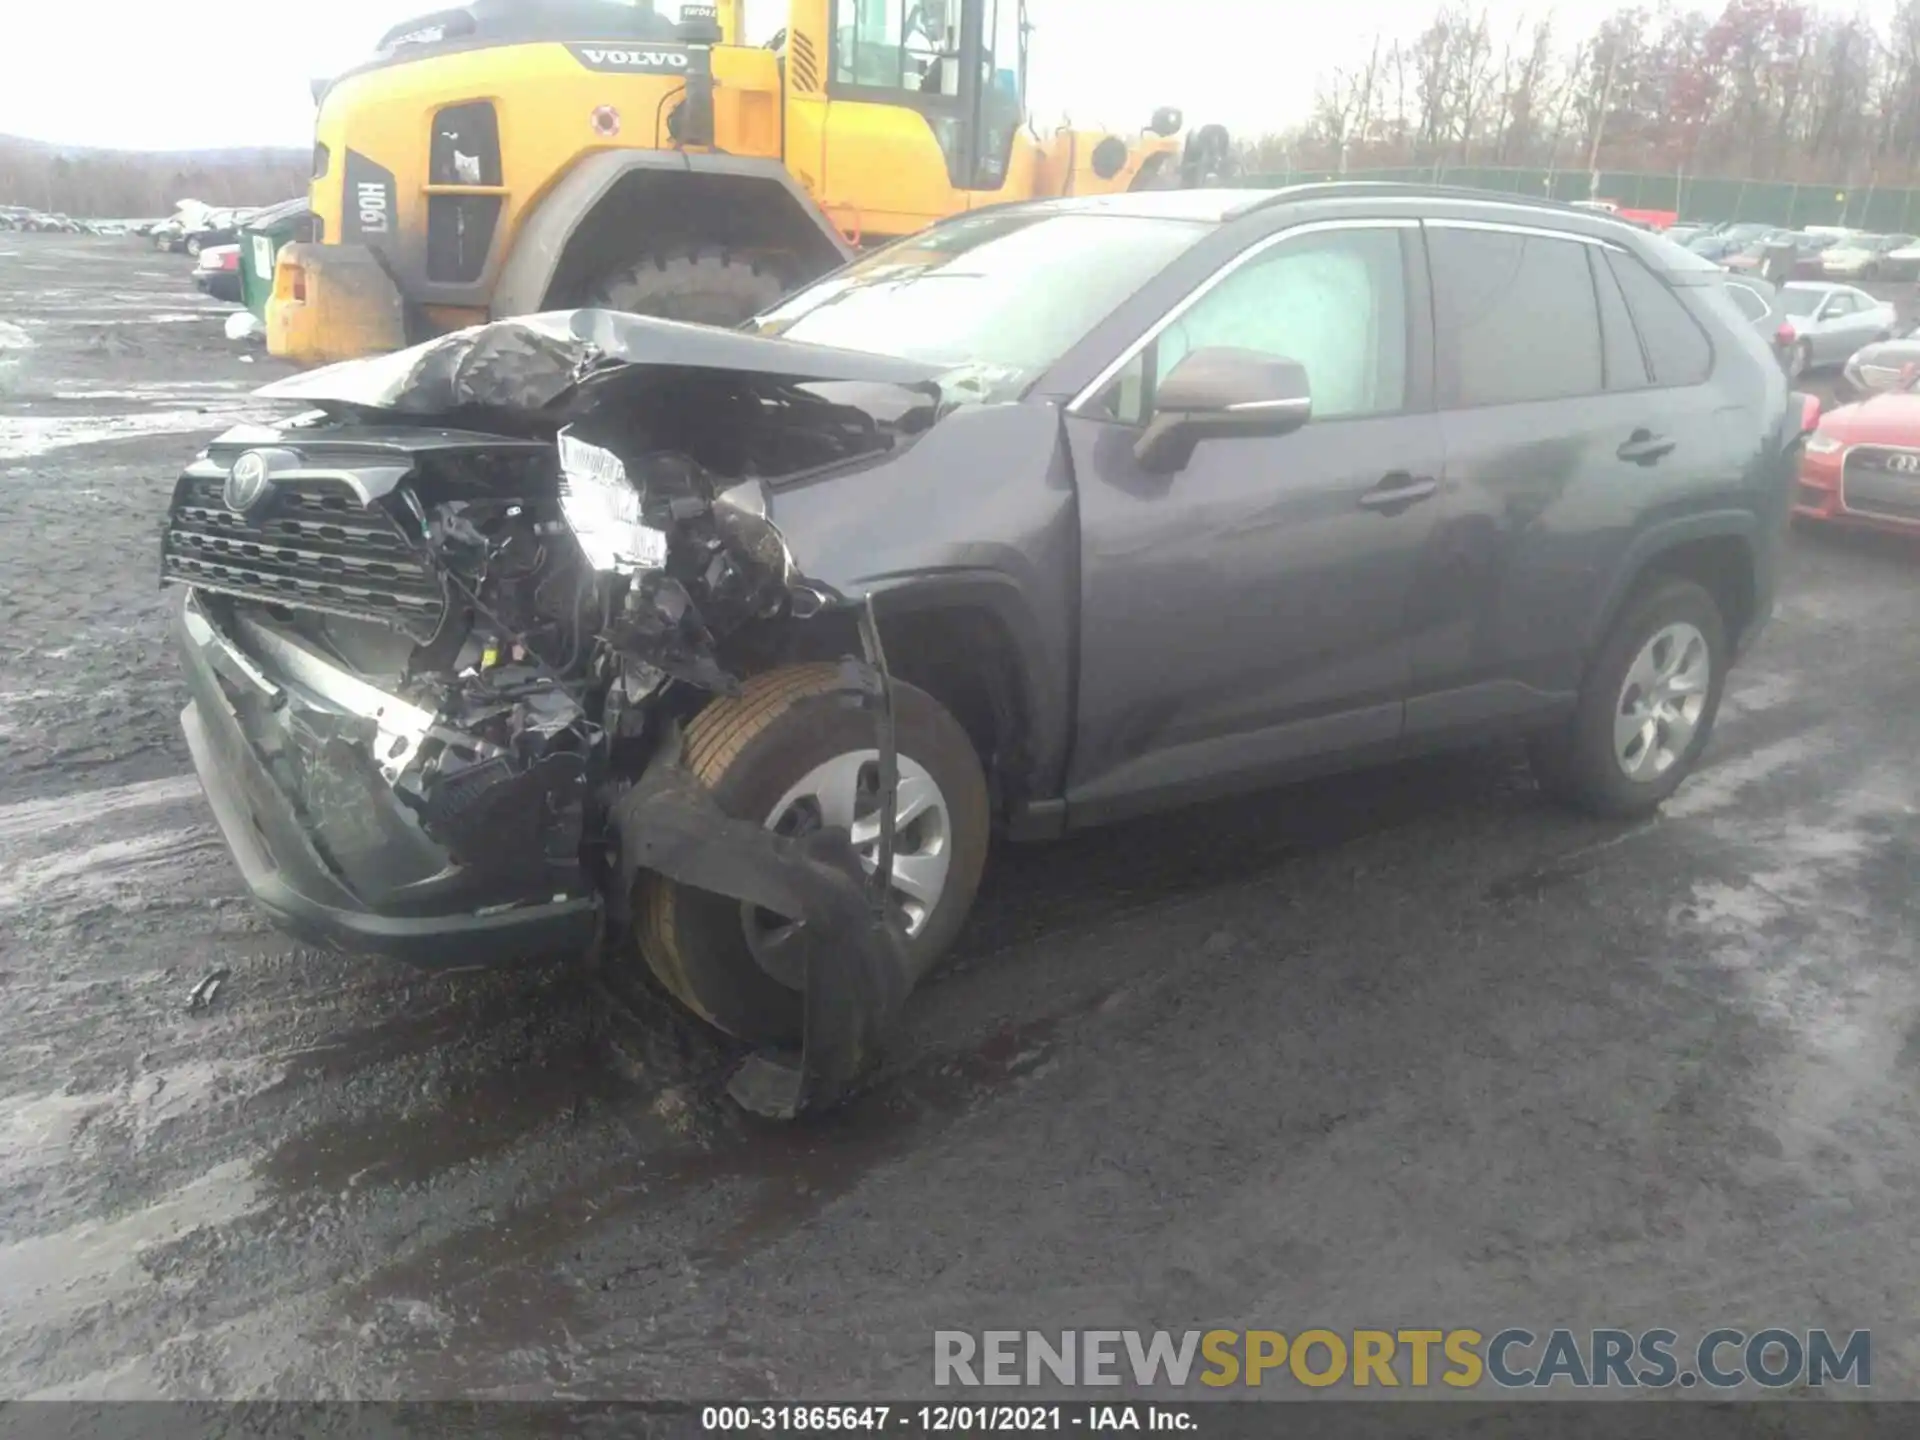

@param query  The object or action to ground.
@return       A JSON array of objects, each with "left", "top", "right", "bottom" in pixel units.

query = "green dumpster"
[{"left": 237, "top": 197, "right": 315, "bottom": 321}]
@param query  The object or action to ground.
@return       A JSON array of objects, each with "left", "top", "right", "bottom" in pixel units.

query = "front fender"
[
  {"left": 766, "top": 401, "right": 1081, "bottom": 816},
  {"left": 490, "top": 150, "right": 852, "bottom": 317}
]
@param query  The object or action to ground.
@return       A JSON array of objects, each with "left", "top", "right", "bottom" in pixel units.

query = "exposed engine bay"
[{"left": 165, "top": 310, "right": 958, "bottom": 1116}]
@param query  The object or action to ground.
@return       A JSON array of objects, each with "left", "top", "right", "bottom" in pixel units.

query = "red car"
[{"left": 1795, "top": 391, "right": 1920, "bottom": 535}]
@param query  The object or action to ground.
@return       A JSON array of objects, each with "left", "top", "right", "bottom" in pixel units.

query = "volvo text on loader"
[{"left": 270, "top": 0, "right": 1233, "bottom": 364}]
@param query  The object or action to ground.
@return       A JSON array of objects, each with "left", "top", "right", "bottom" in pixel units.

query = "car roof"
[
  {"left": 1782, "top": 280, "right": 1844, "bottom": 293},
  {"left": 1004, "top": 181, "right": 1689, "bottom": 228},
  {"left": 1006, "top": 188, "right": 1277, "bottom": 223}
]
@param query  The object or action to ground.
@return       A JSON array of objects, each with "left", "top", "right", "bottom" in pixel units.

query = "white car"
[
  {"left": 1778, "top": 282, "right": 1901, "bottom": 378},
  {"left": 1821, "top": 234, "right": 1916, "bottom": 280}
]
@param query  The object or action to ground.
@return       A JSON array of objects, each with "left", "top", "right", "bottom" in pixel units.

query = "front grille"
[
  {"left": 1840, "top": 447, "right": 1920, "bottom": 524},
  {"left": 162, "top": 471, "right": 446, "bottom": 639}
]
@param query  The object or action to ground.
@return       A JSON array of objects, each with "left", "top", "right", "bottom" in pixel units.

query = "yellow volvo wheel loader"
[{"left": 269, "top": 0, "right": 1231, "bottom": 364}]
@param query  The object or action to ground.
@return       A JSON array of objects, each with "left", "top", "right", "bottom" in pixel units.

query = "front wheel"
[
  {"left": 1788, "top": 339, "right": 1812, "bottom": 379},
  {"left": 1528, "top": 578, "right": 1728, "bottom": 819},
  {"left": 584, "top": 248, "right": 788, "bottom": 326},
  {"left": 635, "top": 665, "right": 991, "bottom": 1044}
]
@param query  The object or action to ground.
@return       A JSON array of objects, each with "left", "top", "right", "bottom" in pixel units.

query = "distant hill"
[{"left": 0, "top": 135, "right": 308, "bottom": 219}]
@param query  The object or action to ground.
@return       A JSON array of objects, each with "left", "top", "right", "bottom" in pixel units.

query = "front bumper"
[
  {"left": 1792, "top": 451, "right": 1920, "bottom": 535},
  {"left": 174, "top": 589, "right": 598, "bottom": 967}
]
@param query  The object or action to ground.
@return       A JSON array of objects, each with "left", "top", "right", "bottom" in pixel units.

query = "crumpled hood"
[{"left": 256, "top": 310, "right": 948, "bottom": 418}]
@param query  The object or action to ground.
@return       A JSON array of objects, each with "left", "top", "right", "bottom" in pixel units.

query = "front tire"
[
  {"left": 585, "top": 248, "right": 788, "bottom": 326},
  {"left": 636, "top": 665, "right": 991, "bottom": 1044},
  {"left": 1528, "top": 578, "right": 1728, "bottom": 819}
]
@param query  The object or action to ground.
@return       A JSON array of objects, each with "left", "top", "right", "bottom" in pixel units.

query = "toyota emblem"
[
  {"left": 1888, "top": 451, "right": 1920, "bottom": 475},
  {"left": 224, "top": 450, "right": 272, "bottom": 511}
]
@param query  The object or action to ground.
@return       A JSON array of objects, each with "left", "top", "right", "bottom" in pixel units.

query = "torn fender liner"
[{"left": 612, "top": 731, "right": 912, "bottom": 1119}]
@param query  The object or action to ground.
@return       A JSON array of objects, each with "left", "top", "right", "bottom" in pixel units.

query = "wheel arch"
[
  {"left": 490, "top": 150, "right": 854, "bottom": 318},
  {"left": 1589, "top": 514, "right": 1761, "bottom": 661},
  {"left": 770, "top": 573, "right": 1065, "bottom": 829}
]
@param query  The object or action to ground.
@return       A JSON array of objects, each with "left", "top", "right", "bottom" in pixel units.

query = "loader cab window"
[{"left": 832, "top": 0, "right": 955, "bottom": 94}]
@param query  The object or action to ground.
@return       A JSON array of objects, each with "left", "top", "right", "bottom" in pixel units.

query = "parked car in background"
[
  {"left": 1838, "top": 336, "right": 1920, "bottom": 402},
  {"left": 151, "top": 200, "right": 246, "bottom": 255},
  {"left": 1777, "top": 281, "right": 1898, "bottom": 378},
  {"left": 1796, "top": 391, "right": 1920, "bottom": 536},
  {"left": 1821, "top": 233, "right": 1916, "bottom": 280},
  {"left": 1879, "top": 237, "right": 1920, "bottom": 280},
  {"left": 182, "top": 212, "right": 242, "bottom": 258},
  {"left": 1724, "top": 231, "right": 1800, "bottom": 277},
  {"left": 193, "top": 244, "right": 242, "bottom": 303},
  {"left": 1720, "top": 274, "right": 1797, "bottom": 371},
  {"left": 1686, "top": 232, "right": 1741, "bottom": 263},
  {"left": 0, "top": 207, "right": 86, "bottom": 233},
  {"left": 1788, "top": 233, "right": 1844, "bottom": 278},
  {"left": 162, "top": 185, "right": 1805, "bottom": 1112}
]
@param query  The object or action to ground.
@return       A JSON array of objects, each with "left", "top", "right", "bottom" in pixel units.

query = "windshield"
[
  {"left": 753, "top": 212, "right": 1206, "bottom": 392},
  {"left": 1781, "top": 288, "right": 1826, "bottom": 318}
]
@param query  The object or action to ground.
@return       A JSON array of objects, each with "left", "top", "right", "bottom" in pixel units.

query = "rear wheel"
[
  {"left": 635, "top": 665, "right": 991, "bottom": 1044},
  {"left": 1528, "top": 578, "right": 1728, "bottom": 819},
  {"left": 584, "top": 248, "right": 788, "bottom": 326},
  {"left": 1788, "top": 339, "right": 1812, "bottom": 379},
  {"left": 185, "top": 234, "right": 203, "bottom": 258}
]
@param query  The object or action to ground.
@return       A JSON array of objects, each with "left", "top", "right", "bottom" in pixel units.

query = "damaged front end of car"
[{"left": 165, "top": 310, "right": 949, "bottom": 1116}]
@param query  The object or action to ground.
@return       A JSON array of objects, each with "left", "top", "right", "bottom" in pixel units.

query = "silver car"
[
  {"left": 1839, "top": 336, "right": 1920, "bottom": 400},
  {"left": 1778, "top": 282, "right": 1899, "bottom": 378}
]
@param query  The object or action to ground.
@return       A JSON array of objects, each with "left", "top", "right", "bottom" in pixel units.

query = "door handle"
[
  {"left": 1617, "top": 429, "right": 1676, "bottom": 465},
  {"left": 1358, "top": 473, "right": 1438, "bottom": 511}
]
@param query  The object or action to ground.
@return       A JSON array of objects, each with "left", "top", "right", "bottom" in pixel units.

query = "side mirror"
[{"left": 1134, "top": 348, "right": 1312, "bottom": 474}]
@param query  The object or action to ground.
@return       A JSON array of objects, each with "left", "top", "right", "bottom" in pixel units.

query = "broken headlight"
[{"left": 557, "top": 429, "right": 669, "bottom": 574}]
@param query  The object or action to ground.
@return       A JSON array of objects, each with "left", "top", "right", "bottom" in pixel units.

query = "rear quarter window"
[
  {"left": 1606, "top": 251, "right": 1714, "bottom": 386},
  {"left": 1725, "top": 283, "right": 1769, "bottom": 322}
]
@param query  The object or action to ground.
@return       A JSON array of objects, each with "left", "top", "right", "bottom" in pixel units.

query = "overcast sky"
[{"left": 0, "top": 0, "right": 1786, "bottom": 154}]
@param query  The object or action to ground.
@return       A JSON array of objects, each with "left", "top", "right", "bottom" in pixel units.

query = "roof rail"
[{"left": 1223, "top": 181, "right": 1605, "bottom": 221}]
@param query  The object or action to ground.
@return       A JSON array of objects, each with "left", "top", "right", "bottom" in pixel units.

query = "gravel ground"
[{"left": 2, "top": 233, "right": 1919, "bottom": 1402}]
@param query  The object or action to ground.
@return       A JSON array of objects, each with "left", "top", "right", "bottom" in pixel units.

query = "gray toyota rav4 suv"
[{"left": 165, "top": 185, "right": 1804, "bottom": 1110}]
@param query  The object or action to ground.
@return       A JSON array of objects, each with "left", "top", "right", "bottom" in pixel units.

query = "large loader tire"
[
  {"left": 635, "top": 664, "right": 991, "bottom": 1045},
  {"left": 585, "top": 248, "right": 788, "bottom": 325}
]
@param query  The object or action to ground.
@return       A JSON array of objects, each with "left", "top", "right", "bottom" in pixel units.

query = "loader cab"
[{"left": 827, "top": 0, "right": 1028, "bottom": 192}]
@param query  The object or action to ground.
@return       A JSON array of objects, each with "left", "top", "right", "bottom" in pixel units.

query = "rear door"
[
  {"left": 1405, "top": 221, "right": 1730, "bottom": 735},
  {"left": 1061, "top": 218, "right": 1445, "bottom": 824}
]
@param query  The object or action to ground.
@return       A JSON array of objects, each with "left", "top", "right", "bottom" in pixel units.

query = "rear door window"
[
  {"left": 1605, "top": 251, "right": 1714, "bottom": 387},
  {"left": 1426, "top": 225, "right": 1604, "bottom": 407}
]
